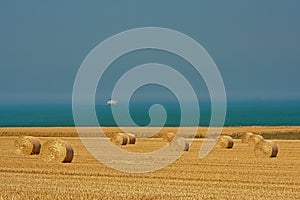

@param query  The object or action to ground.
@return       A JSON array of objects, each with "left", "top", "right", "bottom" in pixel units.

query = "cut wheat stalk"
[
  {"left": 40, "top": 139, "right": 74, "bottom": 163},
  {"left": 14, "top": 136, "right": 41, "bottom": 155}
]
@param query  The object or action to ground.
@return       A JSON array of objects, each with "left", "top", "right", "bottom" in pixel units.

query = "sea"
[{"left": 0, "top": 101, "right": 299, "bottom": 127}]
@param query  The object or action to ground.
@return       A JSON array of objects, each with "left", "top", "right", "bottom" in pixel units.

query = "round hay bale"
[
  {"left": 254, "top": 140, "right": 278, "bottom": 158},
  {"left": 248, "top": 134, "right": 264, "bottom": 147},
  {"left": 241, "top": 132, "right": 254, "bottom": 143},
  {"left": 162, "top": 132, "right": 176, "bottom": 142},
  {"left": 14, "top": 136, "right": 41, "bottom": 155},
  {"left": 111, "top": 133, "right": 128, "bottom": 145},
  {"left": 40, "top": 139, "right": 74, "bottom": 163},
  {"left": 125, "top": 133, "right": 136, "bottom": 144},
  {"left": 169, "top": 137, "right": 189, "bottom": 151},
  {"left": 218, "top": 136, "right": 234, "bottom": 148}
]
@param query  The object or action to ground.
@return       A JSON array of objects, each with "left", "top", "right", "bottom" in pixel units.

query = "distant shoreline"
[{"left": 1, "top": 126, "right": 300, "bottom": 139}]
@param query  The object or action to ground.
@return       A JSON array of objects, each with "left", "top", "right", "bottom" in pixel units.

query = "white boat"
[{"left": 106, "top": 99, "right": 118, "bottom": 105}]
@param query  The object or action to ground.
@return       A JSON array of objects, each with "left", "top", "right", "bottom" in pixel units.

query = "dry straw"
[
  {"left": 40, "top": 139, "right": 74, "bottom": 163},
  {"left": 169, "top": 136, "right": 189, "bottom": 151},
  {"left": 14, "top": 136, "right": 41, "bottom": 155},
  {"left": 125, "top": 133, "right": 136, "bottom": 144},
  {"left": 248, "top": 134, "right": 264, "bottom": 147},
  {"left": 162, "top": 132, "right": 176, "bottom": 142},
  {"left": 241, "top": 132, "right": 254, "bottom": 143},
  {"left": 254, "top": 140, "right": 278, "bottom": 158},
  {"left": 218, "top": 136, "right": 234, "bottom": 148},
  {"left": 111, "top": 133, "right": 128, "bottom": 145}
]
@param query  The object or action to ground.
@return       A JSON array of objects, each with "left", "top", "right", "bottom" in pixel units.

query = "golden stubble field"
[{"left": 0, "top": 127, "right": 300, "bottom": 199}]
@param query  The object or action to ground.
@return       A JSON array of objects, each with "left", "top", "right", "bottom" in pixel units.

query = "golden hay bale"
[
  {"left": 248, "top": 134, "right": 264, "bottom": 147},
  {"left": 254, "top": 140, "right": 278, "bottom": 158},
  {"left": 241, "top": 132, "right": 254, "bottom": 143},
  {"left": 162, "top": 132, "right": 176, "bottom": 142},
  {"left": 111, "top": 133, "right": 128, "bottom": 145},
  {"left": 14, "top": 136, "right": 41, "bottom": 155},
  {"left": 40, "top": 139, "right": 74, "bottom": 163},
  {"left": 125, "top": 133, "right": 136, "bottom": 144},
  {"left": 218, "top": 136, "right": 234, "bottom": 148},
  {"left": 169, "top": 136, "right": 189, "bottom": 151}
]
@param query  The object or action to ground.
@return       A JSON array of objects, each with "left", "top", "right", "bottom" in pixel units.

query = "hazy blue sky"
[{"left": 1, "top": 1, "right": 300, "bottom": 104}]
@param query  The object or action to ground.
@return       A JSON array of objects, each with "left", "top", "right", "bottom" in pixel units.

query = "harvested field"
[
  {"left": 1, "top": 126, "right": 300, "bottom": 139},
  {"left": 0, "top": 127, "right": 300, "bottom": 199}
]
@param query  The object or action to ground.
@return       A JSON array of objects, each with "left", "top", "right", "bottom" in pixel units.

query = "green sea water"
[{"left": 0, "top": 101, "right": 299, "bottom": 127}]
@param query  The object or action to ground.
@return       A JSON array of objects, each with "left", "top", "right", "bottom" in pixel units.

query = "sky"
[{"left": 1, "top": 1, "right": 300, "bottom": 104}]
